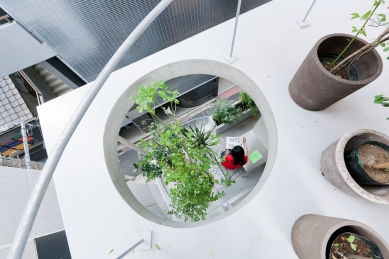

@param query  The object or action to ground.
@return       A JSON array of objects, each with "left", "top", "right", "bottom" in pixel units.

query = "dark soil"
[
  {"left": 329, "top": 233, "right": 372, "bottom": 259},
  {"left": 235, "top": 103, "right": 250, "bottom": 111},
  {"left": 359, "top": 143, "right": 389, "bottom": 184},
  {"left": 320, "top": 58, "right": 350, "bottom": 80}
]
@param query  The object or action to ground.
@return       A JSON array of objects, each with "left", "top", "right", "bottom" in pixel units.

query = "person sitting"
[{"left": 221, "top": 137, "right": 248, "bottom": 170}]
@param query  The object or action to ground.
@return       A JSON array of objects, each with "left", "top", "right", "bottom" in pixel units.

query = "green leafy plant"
[
  {"left": 131, "top": 81, "right": 233, "bottom": 221},
  {"left": 374, "top": 94, "right": 389, "bottom": 120},
  {"left": 209, "top": 100, "right": 242, "bottom": 125},
  {"left": 328, "top": 0, "right": 389, "bottom": 75},
  {"left": 346, "top": 235, "right": 357, "bottom": 251},
  {"left": 238, "top": 91, "right": 260, "bottom": 116}
]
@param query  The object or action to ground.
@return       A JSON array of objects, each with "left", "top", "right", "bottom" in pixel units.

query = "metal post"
[
  {"left": 230, "top": 0, "right": 242, "bottom": 57},
  {"left": 20, "top": 120, "right": 31, "bottom": 169},
  {"left": 303, "top": 0, "right": 317, "bottom": 22},
  {"left": 116, "top": 239, "right": 144, "bottom": 259},
  {"left": 6, "top": 1, "right": 173, "bottom": 258},
  {"left": 296, "top": 0, "right": 317, "bottom": 29}
]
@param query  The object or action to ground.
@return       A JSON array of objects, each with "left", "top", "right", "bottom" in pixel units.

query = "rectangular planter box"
[{"left": 215, "top": 107, "right": 254, "bottom": 135}]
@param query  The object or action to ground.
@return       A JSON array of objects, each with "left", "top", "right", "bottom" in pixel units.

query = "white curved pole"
[{"left": 7, "top": 1, "right": 173, "bottom": 258}]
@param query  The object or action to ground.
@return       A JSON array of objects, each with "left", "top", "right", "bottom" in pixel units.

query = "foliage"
[
  {"left": 374, "top": 94, "right": 389, "bottom": 120},
  {"left": 209, "top": 100, "right": 242, "bottom": 125},
  {"left": 329, "top": 0, "right": 389, "bottom": 75},
  {"left": 238, "top": 91, "right": 260, "bottom": 116},
  {"left": 346, "top": 235, "right": 357, "bottom": 251},
  {"left": 131, "top": 81, "right": 232, "bottom": 221}
]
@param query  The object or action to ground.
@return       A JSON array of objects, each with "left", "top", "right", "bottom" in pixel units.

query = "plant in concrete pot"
[
  {"left": 289, "top": 0, "right": 387, "bottom": 111},
  {"left": 291, "top": 214, "right": 389, "bottom": 259},
  {"left": 209, "top": 100, "right": 242, "bottom": 125},
  {"left": 131, "top": 81, "right": 233, "bottom": 221},
  {"left": 321, "top": 129, "right": 389, "bottom": 203},
  {"left": 237, "top": 90, "right": 260, "bottom": 116},
  {"left": 329, "top": 232, "right": 383, "bottom": 259},
  {"left": 344, "top": 140, "right": 389, "bottom": 185}
]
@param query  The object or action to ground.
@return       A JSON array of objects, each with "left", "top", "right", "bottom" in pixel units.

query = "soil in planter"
[
  {"left": 329, "top": 233, "right": 372, "bottom": 259},
  {"left": 235, "top": 102, "right": 250, "bottom": 111},
  {"left": 319, "top": 53, "right": 359, "bottom": 81},
  {"left": 359, "top": 143, "right": 389, "bottom": 184}
]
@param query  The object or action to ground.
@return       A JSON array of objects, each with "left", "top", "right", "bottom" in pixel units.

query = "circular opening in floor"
[{"left": 103, "top": 60, "right": 277, "bottom": 227}]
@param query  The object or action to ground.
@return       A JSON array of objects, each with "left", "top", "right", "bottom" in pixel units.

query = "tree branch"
[{"left": 330, "top": 26, "right": 389, "bottom": 75}]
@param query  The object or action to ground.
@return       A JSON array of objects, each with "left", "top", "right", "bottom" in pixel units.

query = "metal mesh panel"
[{"left": 0, "top": 0, "right": 270, "bottom": 82}]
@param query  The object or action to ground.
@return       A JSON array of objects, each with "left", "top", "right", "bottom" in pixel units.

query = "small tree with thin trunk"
[{"left": 328, "top": 0, "right": 389, "bottom": 75}]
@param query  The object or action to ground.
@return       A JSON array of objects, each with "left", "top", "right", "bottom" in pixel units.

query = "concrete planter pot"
[
  {"left": 321, "top": 129, "right": 389, "bottom": 204},
  {"left": 292, "top": 214, "right": 389, "bottom": 259},
  {"left": 289, "top": 33, "right": 383, "bottom": 111},
  {"left": 214, "top": 106, "right": 253, "bottom": 135}
]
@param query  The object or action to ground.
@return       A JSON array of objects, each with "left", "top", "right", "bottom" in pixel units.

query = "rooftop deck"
[{"left": 37, "top": 0, "right": 389, "bottom": 258}]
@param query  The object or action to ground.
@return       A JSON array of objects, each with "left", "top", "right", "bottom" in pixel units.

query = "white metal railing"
[
  {"left": 116, "top": 239, "right": 144, "bottom": 259},
  {"left": 6, "top": 1, "right": 174, "bottom": 258}
]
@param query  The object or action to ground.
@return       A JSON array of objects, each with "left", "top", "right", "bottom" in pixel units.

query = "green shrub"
[
  {"left": 374, "top": 94, "right": 389, "bottom": 120},
  {"left": 238, "top": 91, "right": 259, "bottom": 116},
  {"left": 209, "top": 100, "right": 242, "bottom": 125},
  {"left": 131, "top": 81, "right": 234, "bottom": 221}
]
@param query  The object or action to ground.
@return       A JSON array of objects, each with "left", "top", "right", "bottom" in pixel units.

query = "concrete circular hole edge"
[
  {"left": 321, "top": 129, "right": 389, "bottom": 204},
  {"left": 103, "top": 59, "right": 278, "bottom": 228},
  {"left": 291, "top": 214, "right": 389, "bottom": 259}
]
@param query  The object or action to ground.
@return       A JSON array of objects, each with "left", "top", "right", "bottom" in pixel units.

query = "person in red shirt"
[{"left": 221, "top": 137, "right": 248, "bottom": 170}]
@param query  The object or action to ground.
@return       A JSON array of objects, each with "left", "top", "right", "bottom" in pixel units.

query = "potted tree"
[
  {"left": 131, "top": 81, "right": 234, "bottom": 221},
  {"left": 291, "top": 214, "right": 389, "bottom": 259},
  {"left": 321, "top": 129, "right": 389, "bottom": 204},
  {"left": 289, "top": 0, "right": 387, "bottom": 111}
]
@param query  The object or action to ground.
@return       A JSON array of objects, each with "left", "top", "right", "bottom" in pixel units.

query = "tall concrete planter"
[
  {"left": 292, "top": 214, "right": 389, "bottom": 259},
  {"left": 321, "top": 129, "right": 389, "bottom": 204},
  {"left": 289, "top": 33, "right": 383, "bottom": 111}
]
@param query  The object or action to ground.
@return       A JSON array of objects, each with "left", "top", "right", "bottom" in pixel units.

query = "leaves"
[
  {"left": 131, "top": 82, "right": 231, "bottom": 221},
  {"left": 350, "top": 13, "right": 360, "bottom": 19},
  {"left": 374, "top": 94, "right": 388, "bottom": 104},
  {"left": 383, "top": 47, "right": 389, "bottom": 52},
  {"left": 155, "top": 244, "right": 161, "bottom": 250},
  {"left": 333, "top": 243, "right": 339, "bottom": 247},
  {"left": 210, "top": 100, "right": 242, "bottom": 125},
  {"left": 361, "top": 10, "right": 372, "bottom": 20},
  {"left": 351, "top": 243, "right": 357, "bottom": 251},
  {"left": 158, "top": 90, "right": 167, "bottom": 100},
  {"left": 108, "top": 249, "right": 114, "bottom": 255},
  {"left": 347, "top": 235, "right": 355, "bottom": 243}
]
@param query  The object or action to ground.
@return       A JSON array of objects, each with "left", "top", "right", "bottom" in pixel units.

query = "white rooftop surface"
[
  {"left": 0, "top": 76, "right": 33, "bottom": 133},
  {"left": 37, "top": 0, "right": 389, "bottom": 258}
]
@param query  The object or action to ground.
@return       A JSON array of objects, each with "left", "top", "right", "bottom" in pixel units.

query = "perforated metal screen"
[{"left": 0, "top": 0, "right": 270, "bottom": 82}]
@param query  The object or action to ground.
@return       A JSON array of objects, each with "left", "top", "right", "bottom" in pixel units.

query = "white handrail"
[
  {"left": 116, "top": 239, "right": 144, "bottom": 259},
  {"left": 6, "top": 1, "right": 173, "bottom": 258}
]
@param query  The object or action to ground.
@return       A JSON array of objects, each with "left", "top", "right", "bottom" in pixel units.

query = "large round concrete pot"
[
  {"left": 292, "top": 214, "right": 389, "bottom": 259},
  {"left": 289, "top": 33, "right": 383, "bottom": 111},
  {"left": 321, "top": 129, "right": 389, "bottom": 204}
]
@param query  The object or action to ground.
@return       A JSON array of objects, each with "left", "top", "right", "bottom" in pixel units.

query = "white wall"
[
  {"left": 0, "top": 22, "right": 56, "bottom": 78},
  {"left": 0, "top": 166, "right": 64, "bottom": 257}
]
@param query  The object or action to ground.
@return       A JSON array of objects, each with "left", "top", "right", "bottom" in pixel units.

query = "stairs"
[{"left": 32, "top": 64, "right": 73, "bottom": 97}]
